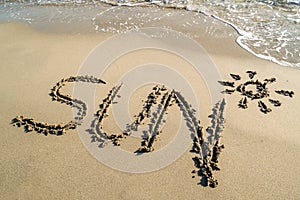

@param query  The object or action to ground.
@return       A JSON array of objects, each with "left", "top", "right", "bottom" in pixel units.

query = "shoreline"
[
  {"left": 0, "top": 22, "right": 299, "bottom": 199},
  {"left": 1, "top": 2, "right": 299, "bottom": 69}
]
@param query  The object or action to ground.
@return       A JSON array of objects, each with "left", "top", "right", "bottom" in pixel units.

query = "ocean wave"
[{"left": 1, "top": 0, "right": 299, "bottom": 68}]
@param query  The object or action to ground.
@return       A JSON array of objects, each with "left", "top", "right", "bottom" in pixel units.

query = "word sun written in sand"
[
  {"left": 219, "top": 70, "right": 294, "bottom": 114},
  {"left": 12, "top": 75, "right": 226, "bottom": 188}
]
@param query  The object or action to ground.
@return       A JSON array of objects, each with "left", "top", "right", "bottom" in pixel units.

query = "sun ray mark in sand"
[
  {"left": 275, "top": 90, "right": 294, "bottom": 98},
  {"left": 11, "top": 75, "right": 106, "bottom": 136},
  {"left": 219, "top": 70, "right": 295, "bottom": 114},
  {"left": 230, "top": 73, "right": 241, "bottom": 81},
  {"left": 238, "top": 97, "right": 248, "bottom": 109},
  {"left": 246, "top": 70, "right": 257, "bottom": 79},
  {"left": 218, "top": 80, "right": 235, "bottom": 88}
]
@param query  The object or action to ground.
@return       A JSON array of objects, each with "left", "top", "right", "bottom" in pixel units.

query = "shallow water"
[{"left": 0, "top": 0, "right": 299, "bottom": 68}]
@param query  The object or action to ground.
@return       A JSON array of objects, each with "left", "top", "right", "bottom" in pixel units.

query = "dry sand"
[{"left": 1, "top": 22, "right": 300, "bottom": 199}]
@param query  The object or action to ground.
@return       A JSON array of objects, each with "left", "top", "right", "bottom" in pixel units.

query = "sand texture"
[{"left": 1, "top": 22, "right": 300, "bottom": 199}]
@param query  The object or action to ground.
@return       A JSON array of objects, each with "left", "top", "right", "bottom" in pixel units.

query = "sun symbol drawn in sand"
[{"left": 219, "top": 70, "right": 294, "bottom": 114}]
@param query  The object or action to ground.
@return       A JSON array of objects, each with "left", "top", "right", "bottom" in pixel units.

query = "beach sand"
[{"left": 0, "top": 22, "right": 300, "bottom": 199}]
